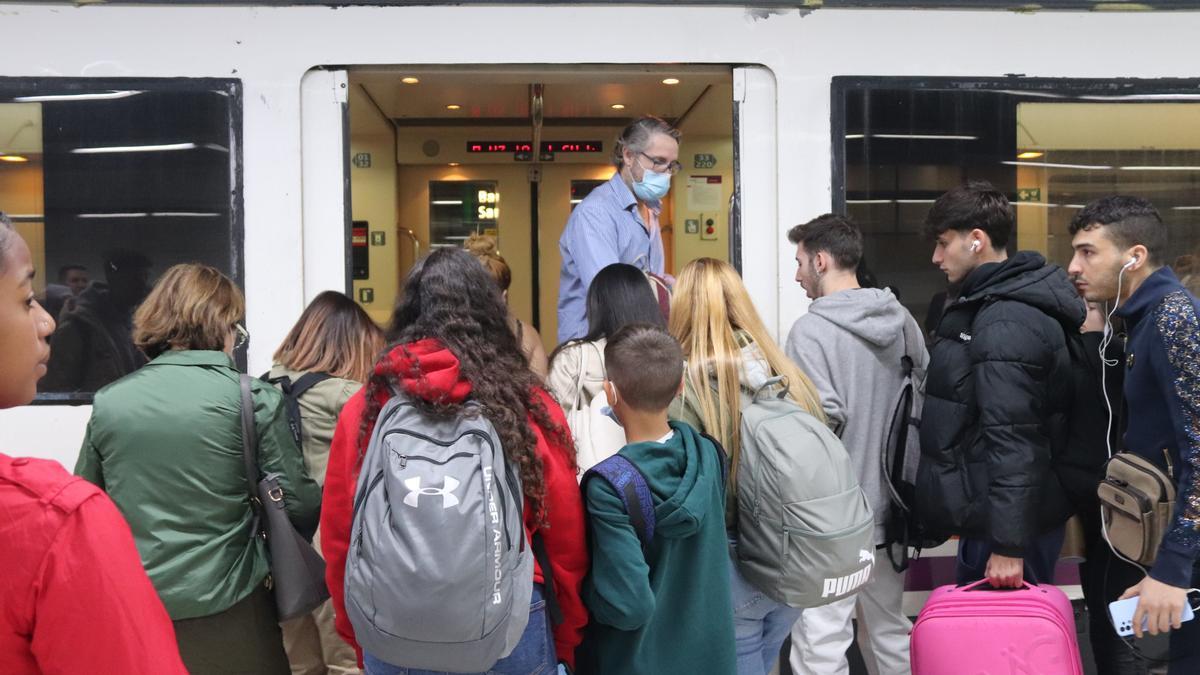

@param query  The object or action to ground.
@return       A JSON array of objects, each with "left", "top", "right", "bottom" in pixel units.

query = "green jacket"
[
  {"left": 266, "top": 364, "right": 361, "bottom": 486},
  {"left": 75, "top": 350, "right": 321, "bottom": 620},
  {"left": 580, "top": 421, "right": 735, "bottom": 675}
]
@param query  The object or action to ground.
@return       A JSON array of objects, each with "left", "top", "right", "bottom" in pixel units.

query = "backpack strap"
[
  {"left": 530, "top": 532, "right": 564, "bottom": 627},
  {"left": 583, "top": 454, "right": 656, "bottom": 552},
  {"left": 261, "top": 372, "right": 334, "bottom": 446},
  {"left": 698, "top": 430, "right": 730, "bottom": 494}
]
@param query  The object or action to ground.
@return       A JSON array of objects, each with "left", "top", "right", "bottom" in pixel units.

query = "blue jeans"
[
  {"left": 955, "top": 526, "right": 1066, "bottom": 585},
  {"left": 729, "top": 553, "right": 800, "bottom": 675},
  {"left": 364, "top": 585, "right": 554, "bottom": 675}
]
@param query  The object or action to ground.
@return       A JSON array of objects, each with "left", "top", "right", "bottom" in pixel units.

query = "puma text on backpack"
[
  {"left": 345, "top": 395, "right": 533, "bottom": 672},
  {"left": 734, "top": 377, "right": 876, "bottom": 609}
]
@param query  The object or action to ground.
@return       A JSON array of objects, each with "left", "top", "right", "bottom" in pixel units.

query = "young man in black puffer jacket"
[{"left": 916, "top": 181, "right": 1085, "bottom": 589}]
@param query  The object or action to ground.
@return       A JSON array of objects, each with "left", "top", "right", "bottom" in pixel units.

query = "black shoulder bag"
[{"left": 240, "top": 373, "right": 330, "bottom": 622}]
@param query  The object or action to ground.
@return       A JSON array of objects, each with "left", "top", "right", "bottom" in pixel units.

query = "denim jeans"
[
  {"left": 729, "top": 552, "right": 801, "bottom": 675},
  {"left": 363, "top": 585, "right": 554, "bottom": 675},
  {"left": 955, "top": 526, "right": 1066, "bottom": 586}
]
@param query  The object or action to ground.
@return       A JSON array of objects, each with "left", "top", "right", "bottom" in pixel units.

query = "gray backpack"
[
  {"left": 734, "top": 377, "right": 876, "bottom": 609},
  {"left": 345, "top": 394, "right": 533, "bottom": 672}
]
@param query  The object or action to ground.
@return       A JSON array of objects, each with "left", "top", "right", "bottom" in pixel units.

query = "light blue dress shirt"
[{"left": 556, "top": 173, "right": 665, "bottom": 343}]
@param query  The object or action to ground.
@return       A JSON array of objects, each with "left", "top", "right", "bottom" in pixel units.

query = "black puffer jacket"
[{"left": 916, "top": 251, "right": 1086, "bottom": 557}]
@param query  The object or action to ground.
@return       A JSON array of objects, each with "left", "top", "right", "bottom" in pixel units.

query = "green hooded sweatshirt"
[{"left": 580, "top": 420, "right": 735, "bottom": 675}]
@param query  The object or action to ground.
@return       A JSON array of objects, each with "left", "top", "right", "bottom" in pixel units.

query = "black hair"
[
  {"left": 549, "top": 262, "right": 665, "bottom": 363},
  {"left": 787, "top": 213, "right": 864, "bottom": 270},
  {"left": 58, "top": 264, "right": 87, "bottom": 281},
  {"left": 1069, "top": 196, "right": 1167, "bottom": 266},
  {"left": 605, "top": 323, "right": 684, "bottom": 412},
  {"left": 369, "top": 248, "right": 570, "bottom": 522},
  {"left": 923, "top": 180, "right": 1013, "bottom": 249}
]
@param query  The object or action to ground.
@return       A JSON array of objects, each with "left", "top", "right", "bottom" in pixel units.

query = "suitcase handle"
[{"left": 957, "top": 579, "right": 1037, "bottom": 592}]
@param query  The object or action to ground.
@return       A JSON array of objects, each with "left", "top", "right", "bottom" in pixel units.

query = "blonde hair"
[
  {"left": 274, "top": 291, "right": 386, "bottom": 383},
  {"left": 133, "top": 263, "right": 244, "bottom": 359},
  {"left": 463, "top": 233, "right": 511, "bottom": 291},
  {"left": 669, "top": 258, "right": 825, "bottom": 477}
]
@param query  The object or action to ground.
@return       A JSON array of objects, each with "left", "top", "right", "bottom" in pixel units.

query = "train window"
[
  {"left": 569, "top": 179, "right": 607, "bottom": 211},
  {"left": 0, "top": 78, "right": 242, "bottom": 403},
  {"left": 833, "top": 78, "right": 1200, "bottom": 328},
  {"left": 429, "top": 180, "right": 499, "bottom": 248}
]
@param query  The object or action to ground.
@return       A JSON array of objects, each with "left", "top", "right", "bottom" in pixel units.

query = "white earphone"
[
  {"left": 1123, "top": 255, "right": 1139, "bottom": 270},
  {"left": 970, "top": 240, "right": 981, "bottom": 252}
]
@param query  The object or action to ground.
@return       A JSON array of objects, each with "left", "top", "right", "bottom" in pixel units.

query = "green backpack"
[{"left": 733, "top": 377, "right": 876, "bottom": 609}]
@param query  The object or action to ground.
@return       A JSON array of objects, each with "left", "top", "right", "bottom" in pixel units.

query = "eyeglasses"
[
  {"left": 233, "top": 323, "right": 249, "bottom": 350},
  {"left": 639, "top": 152, "right": 682, "bottom": 175}
]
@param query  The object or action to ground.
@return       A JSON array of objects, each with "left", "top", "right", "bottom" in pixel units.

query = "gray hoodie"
[{"left": 785, "top": 288, "right": 928, "bottom": 544}]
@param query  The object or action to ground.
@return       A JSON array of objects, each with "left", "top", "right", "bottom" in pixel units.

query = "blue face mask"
[{"left": 632, "top": 168, "right": 671, "bottom": 202}]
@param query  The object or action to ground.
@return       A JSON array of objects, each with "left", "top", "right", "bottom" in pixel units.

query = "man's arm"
[
  {"left": 564, "top": 205, "right": 623, "bottom": 293},
  {"left": 1149, "top": 292, "right": 1200, "bottom": 587},
  {"left": 971, "top": 310, "right": 1055, "bottom": 571},
  {"left": 784, "top": 317, "right": 847, "bottom": 433}
]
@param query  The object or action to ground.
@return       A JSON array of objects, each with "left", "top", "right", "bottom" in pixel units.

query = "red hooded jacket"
[
  {"left": 0, "top": 453, "right": 188, "bottom": 674},
  {"left": 321, "top": 339, "right": 588, "bottom": 669}
]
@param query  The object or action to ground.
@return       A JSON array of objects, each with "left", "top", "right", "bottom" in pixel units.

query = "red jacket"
[
  {"left": 0, "top": 453, "right": 187, "bottom": 675},
  {"left": 321, "top": 339, "right": 589, "bottom": 668}
]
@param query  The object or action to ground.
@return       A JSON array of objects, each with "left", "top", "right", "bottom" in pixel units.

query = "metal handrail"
[{"left": 400, "top": 227, "right": 420, "bottom": 261}]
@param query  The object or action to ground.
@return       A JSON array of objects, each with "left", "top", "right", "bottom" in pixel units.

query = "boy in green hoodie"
[{"left": 579, "top": 324, "right": 736, "bottom": 675}]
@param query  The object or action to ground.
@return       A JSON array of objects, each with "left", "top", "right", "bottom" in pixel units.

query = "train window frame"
[
  {"left": 830, "top": 76, "right": 1200, "bottom": 214},
  {"left": 0, "top": 76, "right": 245, "bottom": 406},
  {"left": 830, "top": 77, "right": 1200, "bottom": 315}
]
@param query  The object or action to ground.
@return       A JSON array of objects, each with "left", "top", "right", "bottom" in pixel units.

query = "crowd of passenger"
[{"left": 1, "top": 115, "right": 1199, "bottom": 675}]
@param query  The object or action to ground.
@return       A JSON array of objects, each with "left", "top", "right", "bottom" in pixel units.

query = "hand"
[
  {"left": 985, "top": 553, "right": 1024, "bottom": 588},
  {"left": 1120, "top": 577, "right": 1190, "bottom": 638}
]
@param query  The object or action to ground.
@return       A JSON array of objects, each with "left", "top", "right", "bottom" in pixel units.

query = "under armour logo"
[
  {"left": 859, "top": 549, "right": 874, "bottom": 564},
  {"left": 403, "top": 476, "right": 461, "bottom": 509}
]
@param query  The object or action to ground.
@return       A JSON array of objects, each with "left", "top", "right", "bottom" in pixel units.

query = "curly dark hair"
[{"left": 361, "top": 248, "right": 571, "bottom": 522}]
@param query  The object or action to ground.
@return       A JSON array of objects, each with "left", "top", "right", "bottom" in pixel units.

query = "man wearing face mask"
[{"left": 557, "top": 116, "right": 680, "bottom": 343}]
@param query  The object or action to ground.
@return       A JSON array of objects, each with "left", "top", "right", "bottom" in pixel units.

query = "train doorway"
[{"left": 301, "top": 64, "right": 778, "bottom": 348}]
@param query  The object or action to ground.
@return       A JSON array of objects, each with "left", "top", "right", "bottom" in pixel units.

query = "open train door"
[
  {"left": 299, "top": 68, "right": 352, "bottom": 303},
  {"left": 731, "top": 66, "right": 782, "bottom": 338}
]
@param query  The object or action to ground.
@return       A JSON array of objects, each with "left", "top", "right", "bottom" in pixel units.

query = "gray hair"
[
  {"left": 0, "top": 212, "right": 14, "bottom": 274},
  {"left": 612, "top": 116, "right": 681, "bottom": 169}
]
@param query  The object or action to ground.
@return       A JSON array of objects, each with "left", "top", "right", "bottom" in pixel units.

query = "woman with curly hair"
[{"left": 320, "top": 248, "right": 588, "bottom": 675}]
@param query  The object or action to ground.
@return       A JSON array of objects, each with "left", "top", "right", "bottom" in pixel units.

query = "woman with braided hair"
[{"left": 320, "top": 248, "right": 588, "bottom": 674}]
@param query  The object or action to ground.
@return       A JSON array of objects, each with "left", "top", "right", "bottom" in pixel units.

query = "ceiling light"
[
  {"left": 1172, "top": 206, "right": 1200, "bottom": 211},
  {"left": 1017, "top": 151, "right": 1044, "bottom": 159},
  {"left": 70, "top": 142, "right": 228, "bottom": 154},
  {"left": 611, "top": 104, "right": 626, "bottom": 110},
  {"left": 0, "top": 155, "right": 28, "bottom": 163},
  {"left": 77, "top": 212, "right": 149, "bottom": 218},
  {"left": 445, "top": 104, "right": 462, "bottom": 111},
  {"left": 662, "top": 78, "right": 680, "bottom": 85},
  {"left": 401, "top": 77, "right": 420, "bottom": 85},
  {"left": 431, "top": 200, "right": 463, "bottom": 206},
  {"left": 873, "top": 133, "right": 978, "bottom": 141},
  {"left": 13, "top": 90, "right": 142, "bottom": 103},
  {"left": 1119, "top": 165, "right": 1200, "bottom": 171},
  {"left": 1001, "top": 160, "right": 1112, "bottom": 170},
  {"left": 448, "top": 162, "right": 460, "bottom": 167}
]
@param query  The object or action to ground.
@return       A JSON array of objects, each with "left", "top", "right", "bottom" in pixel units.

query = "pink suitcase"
[{"left": 910, "top": 580, "right": 1083, "bottom": 675}]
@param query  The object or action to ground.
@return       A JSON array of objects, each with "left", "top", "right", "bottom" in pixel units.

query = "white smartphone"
[{"left": 1109, "top": 596, "right": 1196, "bottom": 637}]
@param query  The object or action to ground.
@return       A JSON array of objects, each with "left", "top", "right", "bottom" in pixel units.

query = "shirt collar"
[
  {"left": 146, "top": 350, "right": 236, "bottom": 369},
  {"left": 1116, "top": 266, "right": 1186, "bottom": 327}
]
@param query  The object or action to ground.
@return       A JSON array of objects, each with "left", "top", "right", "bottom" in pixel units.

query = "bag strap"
[
  {"left": 239, "top": 374, "right": 264, "bottom": 538},
  {"left": 261, "top": 371, "right": 333, "bottom": 446},
  {"left": 530, "top": 532, "right": 564, "bottom": 627},
  {"left": 583, "top": 454, "right": 656, "bottom": 551}
]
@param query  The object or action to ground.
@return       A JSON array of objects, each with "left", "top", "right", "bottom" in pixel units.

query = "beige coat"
[{"left": 266, "top": 365, "right": 361, "bottom": 487}]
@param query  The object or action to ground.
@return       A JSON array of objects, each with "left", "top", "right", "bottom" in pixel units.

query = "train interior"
[{"left": 343, "top": 65, "right": 735, "bottom": 345}]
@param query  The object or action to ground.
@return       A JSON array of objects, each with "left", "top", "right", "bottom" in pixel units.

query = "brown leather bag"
[{"left": 1097, "top": 451, "right": 1176, "bottom": 566}]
